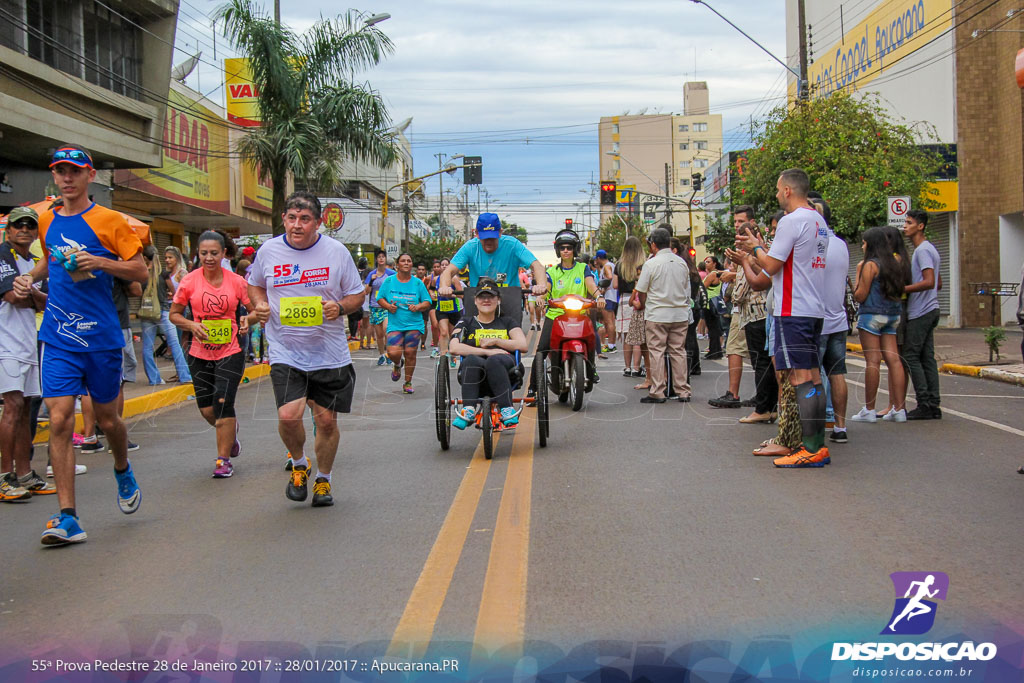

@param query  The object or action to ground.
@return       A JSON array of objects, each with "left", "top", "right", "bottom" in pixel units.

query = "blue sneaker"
[
  {"left": 452, "top": 406, "right": 476, "bottom": 431},
  {"left": 115, "top": 462, "right": 141, "bottom": 514},
  {"left": 376, "top": 355, "right": 386, "bottom": 366},
  {"left": 500, "top": 407, "right": 519, "bottom": 428},
  {"left": 386, "top": 357, "right": 394, "bottom": 366},
  {"left": 41, "top": 513, "right": 87, "bottom": 546}
]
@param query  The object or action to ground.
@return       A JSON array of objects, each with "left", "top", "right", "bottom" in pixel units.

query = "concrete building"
[
  {"left": 784, "top": 0, "right": 1006, "bottom": 327},
  {"left": 598, "top": 82, "right": 722, "bottom": 249},
  {"left": 0, "top": 0, "right": 178, "bottom": 210}
]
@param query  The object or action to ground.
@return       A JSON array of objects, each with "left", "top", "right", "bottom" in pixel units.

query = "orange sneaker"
[{"left": 773, "top": 447, "right": 830, "bottom": 468}]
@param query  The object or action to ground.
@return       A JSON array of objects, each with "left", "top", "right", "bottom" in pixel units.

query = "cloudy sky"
[{"left": 175, "top": 0, "right": 791, "bottom": 262}]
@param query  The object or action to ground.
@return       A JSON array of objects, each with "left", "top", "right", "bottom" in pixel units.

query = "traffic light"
[
  {"left": 691, "top": 173, "right": 703, "bottom": 191},
  {"left": 464, "top": 156, "right": 482, "bottom": 185},
  {"left": 688, "top": 247, "right": 697, "bottom": 260},
  {"left": 600, "top": 181, "right": 616, "bottom": 205},
  {"left": 564, "top": 218, "right": 573, "bottom": 229}
]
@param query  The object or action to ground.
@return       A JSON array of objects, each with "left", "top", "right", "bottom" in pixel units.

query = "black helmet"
[{"left": 553, "top": 228, "right": 581, "bottom": 257}]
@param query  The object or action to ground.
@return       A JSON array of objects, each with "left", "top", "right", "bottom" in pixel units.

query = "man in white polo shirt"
[{"left": 634, "top": 227, "right": 691, "bottom": 403}]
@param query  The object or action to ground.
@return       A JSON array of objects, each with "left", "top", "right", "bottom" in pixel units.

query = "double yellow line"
[{"left": 387, "top": 329, "right": 538, "bottom": 660}]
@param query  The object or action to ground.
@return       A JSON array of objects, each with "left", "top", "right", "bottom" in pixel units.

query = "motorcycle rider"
[{"left": 527, "top": 227, "right": 603, "bottom": 399}]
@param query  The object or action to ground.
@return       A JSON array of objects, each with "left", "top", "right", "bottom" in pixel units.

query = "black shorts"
[
  {"left": 187, "top": 352, "right": 245, "bottom": 412},
  {"left": 436, "top": 309, "right": 463, "bottom": 326},
  {"left": 270, "top": 363, "right": 356, "bottom": 412}
]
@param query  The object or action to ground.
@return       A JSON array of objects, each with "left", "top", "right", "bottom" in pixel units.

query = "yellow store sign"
[{"left": 224, "top": 57, "right": 261, "bottom": 127}]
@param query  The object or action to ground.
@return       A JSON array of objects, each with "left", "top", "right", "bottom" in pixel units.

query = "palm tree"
[{"left": 215, "top": 0, "right": 397, "bottom": 234}]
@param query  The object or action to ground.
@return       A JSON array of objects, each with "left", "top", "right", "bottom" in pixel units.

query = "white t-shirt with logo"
[
  {"left": 766, "top": 206, "right": 828, "bottom": 318},
  {"left": 821, "top": 231, "right": 850, "bottom": 334},
  {"left": 248, "top": 234, "right": 365, "bottom": 371}
]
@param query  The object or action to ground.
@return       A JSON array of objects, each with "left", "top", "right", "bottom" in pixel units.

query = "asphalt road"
[{"left": 2, "top": 327, "right": 1021, "bottom": 674}]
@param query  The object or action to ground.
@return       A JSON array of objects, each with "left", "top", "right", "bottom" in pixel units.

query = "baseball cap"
[
  {"left": 49, "top": 145, "right": 94, "bottom": 169},
  {"left": 595, "top": 249, "right": 607, "bottom": 259},
  {"left": 475, "top": 213, "right": 502, "bottom": 239},
  {"left": 475, "top": 278, "right": 500, "bottom": 298},
  {"left": 7, "top": 206, "right": 39, "bottom": 226}
]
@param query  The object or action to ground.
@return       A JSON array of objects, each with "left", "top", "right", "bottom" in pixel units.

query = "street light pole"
[{"left": 434, "top": 152, "right": 463, "bottom": 237}]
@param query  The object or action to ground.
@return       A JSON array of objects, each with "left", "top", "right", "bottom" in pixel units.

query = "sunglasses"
[
  {"left": 10, "top": 221, "right": 38, "bottom": 230},
  {"left": 52, "top": 149, "right": 92, "bottom": 163},
  {"left": 558, "top": 245, "right": 574, "bottom": 251}
]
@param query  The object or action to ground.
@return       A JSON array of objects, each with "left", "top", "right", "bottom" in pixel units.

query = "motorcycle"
[{"left": 546, "top": 295, "right": 597, "bottom": 411}]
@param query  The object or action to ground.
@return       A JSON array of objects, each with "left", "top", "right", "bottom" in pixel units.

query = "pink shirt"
[
  {"left": 519, "top": 271, "right": 530, "bottom": 288},
  {"left": 173, "top": 268, "right": 251, "bottom": 360}
]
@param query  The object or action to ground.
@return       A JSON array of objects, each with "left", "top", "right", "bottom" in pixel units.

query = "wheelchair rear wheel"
[{"left": 434, "top": 357, "right": 451, "bottom": 450}]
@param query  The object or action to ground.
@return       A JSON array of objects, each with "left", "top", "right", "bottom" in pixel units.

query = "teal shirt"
[
  {"left": 377, "top": 274, "right": 431, "bottom": 333},
  {"left": 450, "top": 235, "right": 537, "bottom": 286}
]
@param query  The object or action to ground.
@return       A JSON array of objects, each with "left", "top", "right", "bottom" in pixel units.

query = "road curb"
[
  {"left": 846, "top": 342, "right": 863, "bottom": 353},
  {"left": 33, "top": 363, "right": 271, "bottom": 445},
  {"left": 940, "top": 362, "right": 1024, "bottom": 387}
]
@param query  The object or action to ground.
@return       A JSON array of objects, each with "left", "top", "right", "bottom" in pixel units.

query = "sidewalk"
[{"left": 847, "top": 326, "right": 1024, "bottom": 386}]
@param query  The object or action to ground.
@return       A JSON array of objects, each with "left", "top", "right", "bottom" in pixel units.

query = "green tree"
[
  {"left": 702, "top": 211, "right": 735, "bottom": 259},
  {"left": 738, "top": 92, "right": 946, "bottom": 238},
  {"left": 408, "top": 234, "right": 467, "bottom": 265},
  {"left": 216, "top": 0, "right": 397, "bottom": 235},
  {"left": 501, "top": 221, "right": 529, "bottom": 244},
  {"left": 594, "top": 214, "right": 647, "bottom": 258}
]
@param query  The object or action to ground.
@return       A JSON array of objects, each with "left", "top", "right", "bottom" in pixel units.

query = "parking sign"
[{"left": 888, "top": 196, "right": 910, "bottom": 228}]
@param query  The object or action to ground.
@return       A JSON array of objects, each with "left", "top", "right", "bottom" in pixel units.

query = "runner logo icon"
[{"left": 882, "top": 571, "right": 949, "bottom": 635}]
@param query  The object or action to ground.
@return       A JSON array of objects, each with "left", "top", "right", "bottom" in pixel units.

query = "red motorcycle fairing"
[{"left": 549, "top": 313, "right": 596, "bottom": 360}]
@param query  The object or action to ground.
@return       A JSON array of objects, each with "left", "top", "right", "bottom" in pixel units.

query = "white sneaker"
[
  {"left": 883, "top": 408, "right": 907, "bottom": 423},
  {"left": 45, "top": 464, "right": 88, "bottom": 477},
  {"left": 850, "top": 407, "right": 877, "bottom": 423}
]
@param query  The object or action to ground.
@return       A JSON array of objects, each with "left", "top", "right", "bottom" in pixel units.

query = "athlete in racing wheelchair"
[{"left": 447, "top": 278, "right": 529, "bottom": 430}]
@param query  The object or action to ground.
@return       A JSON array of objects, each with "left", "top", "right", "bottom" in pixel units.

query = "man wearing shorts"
[
  {"left": 248, "top": 191, "right": 365, "bottom": 508},
  {"left": 821, "top": 228, "right": 850, "bottom": 443},
  {"left": 0, "top": 207, "right": 54, "bottom": 501},
  {"left": 14, "top": 145, "right": 147, "bottom": 544},
  {"left": 735, "top": 168, "right": 829, "bottom": 468}
]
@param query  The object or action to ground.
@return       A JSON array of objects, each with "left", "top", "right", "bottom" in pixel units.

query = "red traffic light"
[
  {"left": 688, "top": 247, "right": 697, "bottom": 259},
  {"left": 565, "top": 218, "right": 573, "bottom": 227},
  {"left": 600, "top": 182, "right": 617, "bottom": 205}
]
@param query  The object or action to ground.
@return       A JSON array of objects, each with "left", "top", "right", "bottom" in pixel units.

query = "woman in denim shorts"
[{"left": 850, "top": 227, "right": 908, "bottom": 423}]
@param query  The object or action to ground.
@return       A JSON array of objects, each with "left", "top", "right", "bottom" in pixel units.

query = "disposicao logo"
[{"left": 831, "top": 572, "right": 997, "bottom": 663}]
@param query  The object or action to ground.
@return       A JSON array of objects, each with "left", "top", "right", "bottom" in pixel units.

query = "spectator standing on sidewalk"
[
  {"left": 819, "top": 226, "right": 851, "bottom": 443},
  {"left": 902, "top": 210, "right": 943, "bottom": 420},
  {"left": 702, "top": 255, "right": 725, "bottom": 360},
  {"left": 635, "top": 228, "right": 691, "bottom": 404},
  {"left": 140, "top": 245, "right": 191, "bottom": 386}
]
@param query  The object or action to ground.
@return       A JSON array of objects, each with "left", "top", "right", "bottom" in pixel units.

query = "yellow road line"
[
  {"left": 387, "top": 438, "right": 495, "bottom": 658},
  {"left": 472, "top": 406, "right": 536, "bottom": 659}
]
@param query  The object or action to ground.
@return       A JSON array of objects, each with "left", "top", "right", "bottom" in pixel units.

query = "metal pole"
[
  {"left": 436, "top": 154, "right": 445, "bottom": 236},
  {"left": 665, "top": 162, "right": 673, "bottom": 227},
  {"left": 797, "top": 0, "right": 808, "bottom": 87}
]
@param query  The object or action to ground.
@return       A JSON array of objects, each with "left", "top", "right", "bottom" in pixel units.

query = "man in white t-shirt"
[
  {"left": 902, "top": 209, "right": 942, "bottom": 420},
  {"left": 819, "top": 227, "right": 850, "bottom": 443},
  {"left": 249, "top": 192, "right": 366, "bottom": 508},
  {"left": 735, "top": 168, "right": 830, "bottom": 468},
  {"left": 0, "top": 207, "right": 55, "bottom": 500}
]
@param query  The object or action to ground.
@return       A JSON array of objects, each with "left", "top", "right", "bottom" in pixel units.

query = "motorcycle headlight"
[{"left": 564, "top": 298, "right": 583, "bottom": 311}]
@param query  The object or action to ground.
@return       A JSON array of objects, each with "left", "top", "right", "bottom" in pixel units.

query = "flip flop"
[
  {"left": 752, "top": 439, "right": 794, "bottom": 457},
  {"left": 739, "top": 413, "right": 775, "bottom": 424}
]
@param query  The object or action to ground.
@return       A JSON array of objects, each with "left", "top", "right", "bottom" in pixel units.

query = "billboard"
[
  {"left": 115, "top": 88, "right": 230, "bottom": 214},
  {"left": 242, "top": 161, "right": 273, "bottom": 213},
  {"left": 318, "top": 197, "right": 378, "bottom": 245},
  {"left": 224, "top": 57, "right": 261, "bottom": 127}
]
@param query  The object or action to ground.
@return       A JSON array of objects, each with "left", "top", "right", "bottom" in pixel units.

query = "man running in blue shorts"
[{"left": 14, "top": 145, "right": 148, "bottom": 544}]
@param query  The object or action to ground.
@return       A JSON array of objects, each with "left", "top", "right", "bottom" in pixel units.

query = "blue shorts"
[
  {"left": 604, "top": 300, "right": 618, "bottom": 314},
  {"left": 818, "top": 330, "right": 848, "bottom": 376},
  {"left": 857, "top": 312, "right": 900, "bottom": 336},
  {"left": 773, "top": 316, "right": 823, "bottom": 370},
  {"left": 40, "top": 344, "right": 123, "bottom": 404}
]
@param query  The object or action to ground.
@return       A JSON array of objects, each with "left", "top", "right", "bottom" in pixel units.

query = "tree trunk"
[{"left": 271, "top": 166, "right": 287, "bottom": 236}]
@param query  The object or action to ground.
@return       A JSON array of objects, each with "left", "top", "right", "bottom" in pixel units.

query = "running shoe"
[
  {"left": 114, "top": 462, "right": 142, "bottom": 514},
  {"left": 850, "top": 407, "right": 877, "bottom": 423},
  {"left": 285, "top": 452, "right": 293, "bottom": 471},
  {"left": 500, "top": 406, "right": 519, "bottom": 428},
  {"left": 212, "top": 458, "right": 233, "bottom": 478},
  {"left": 430, "top": 348, "right": 440, "bottom": 358},
  {"left": 72, "top": 433, "right": 86, "bottom": 448},
  {"left": 452, "top": 406, "right": 476, "bottom": 430},
  {"left": 829, "top": 429, "right": 849, "bottom": 443},
  {"left": 19, "top": 470, "right": 56, "bottom": 495},
  {"left": 607, "top": 344, "right": 617, "bottom": 353},
  {"left": 230, "top": 421, "right": 241, "bottom": 458},
  {"left": 0, "top": 473, "right": 32, "bottom": 502},
  {"left": 40, "top": 513, "right": 87, "bottom": 545},
  {"left": 286, "top": 465, "right": 309, "bottom": 501},
  {"left": 709, "top": 391, "right": 741, "bottom": 408},
  {"left": 80, "top": 441, "right": 104, "bottom": 454},
  {"left": 623, "top": 367, "right": 633, "bottom": 377},
  {"left": 376, "top": 355, "right": 387, "bottom": 366},
  {"left": 882, "top": 408, "right": 907, "bottom": 423},
  {"left": 773, "top": 447, "right": 830, "bottom": 468},
  {"left": 311, "top": 477, "right": 333, "bottom": 507},
  {"left": 386, "top": 357, "right": 394, "bottom": 365},
  {"left": 391, "top": 357, "right": 403, "bottom": 382},
  {"left": 46, "top": 464, "right": 87, "bottom": 477},
  {"left": 601, "top": 344, "right": 610, "bottom": 353},
  {"left": 403, "top": 382, "right": 414, "bottom": 394},
  {"left": 107, "top": 441, "right": 139, "bottom": 453}
]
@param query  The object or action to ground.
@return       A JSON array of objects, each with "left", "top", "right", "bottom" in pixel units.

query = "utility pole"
[
  {"left": 664, "top": 162, "right": 673, "bottom": 226},
  {"left": 274, "top": 0, "right": 280, "bottom": 25},
  {"left": 797, "top": 0, "right": 808, "bottom": 90},
  {"left": 435, "top": 154, "right": 446, "bottom": 236}
]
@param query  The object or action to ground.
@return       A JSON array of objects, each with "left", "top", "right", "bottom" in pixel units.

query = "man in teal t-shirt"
[{"left": 439, "top": 213, "right": 547, "bottom": 294}]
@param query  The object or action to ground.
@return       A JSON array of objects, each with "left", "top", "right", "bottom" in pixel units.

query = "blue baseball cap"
[
  {"left": 49, "top": 145, "right": 94, "bottom": 169},
  {"left": 476, "top": 213, "right": 502, "bottom": 239},
  {"left": 595, "top": 249, "right": 607, "bottom": 259}
]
